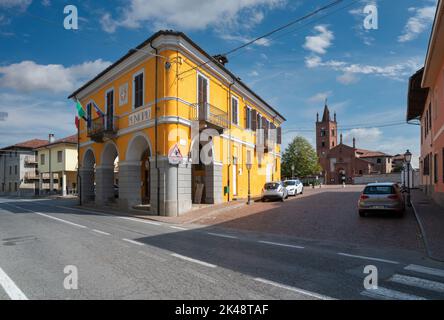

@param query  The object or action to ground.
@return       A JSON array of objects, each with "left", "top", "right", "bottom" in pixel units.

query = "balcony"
[
  {"left": 87, "top": 115, "right": 119, "bottom": 143},
  {"left": 192, "top": 102, "right": 228, "bottom": 133},
  {"left": 24, "top": 156, "right": 38, "bottom": 165},
  {"left": 24, "top": 172, "right": 39, "bottom": 180}
]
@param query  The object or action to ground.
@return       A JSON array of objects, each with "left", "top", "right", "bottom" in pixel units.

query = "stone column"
[
  {"left": 95, "top": 165, "right": 115, "bottom": 206},
  {"left": 118, "top": 161, "right": 142, "bottom": 210},
  {"left": 62, "top": 171, "right": 67, "bottom": 196},
  {"left": 79, "top": 168, "right": 95, "bottom": 203},
  {"left": 205, "top": 163, "right": 223, "bottom": 204},
  {"left": 39, "top": 173, "right": 43, "bottom": 196},
  {"left": 150, "top": 158, "right": 192, "bottom": 217}
]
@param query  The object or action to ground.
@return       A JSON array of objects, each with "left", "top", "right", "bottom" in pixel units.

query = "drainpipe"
[
  {"left": 150, "top": 42, "right": 160, "bottom": 215},
  {"left": 227, "top": 78, "right": 235, "bottom": 202}
]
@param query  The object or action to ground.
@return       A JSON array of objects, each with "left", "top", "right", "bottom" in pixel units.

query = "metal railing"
[
  {"left": 87, "top": 115, "right": 119, "bottom": 139},
  {"left": 24, "top": 156, "right": 38, "bottom": 165},
  {"left": 193, "top": 102, "right": 229, "bottom": 130},
  {"left": 24, "top": 172, "right": 39, "bottom": 180}
]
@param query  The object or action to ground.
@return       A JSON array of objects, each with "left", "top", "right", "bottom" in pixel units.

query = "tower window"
[
  {"left": 331, "top": 129, "right": 335, "bottom": 136},
  {"left": 320, "top": 129, "right": 326, "bottom": 137},
  {"left": 321, "top": 142, "right": 326, "bottom": 147}
]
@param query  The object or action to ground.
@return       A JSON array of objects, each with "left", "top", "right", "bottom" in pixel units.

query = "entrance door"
[
  {"left": 141, "top": 153, "right": 150, "bottom": 205},
  {"left": 106, "top": 90, "right": 114, "bottom": 131}
]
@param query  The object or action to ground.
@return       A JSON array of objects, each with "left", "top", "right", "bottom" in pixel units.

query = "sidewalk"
[{"left": 411, "top": 189, "right": 444, "bottom": 262}]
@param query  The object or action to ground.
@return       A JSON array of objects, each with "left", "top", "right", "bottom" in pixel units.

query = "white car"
[{"left": 284, "top": 180, "right": 304, "bottom": 196}]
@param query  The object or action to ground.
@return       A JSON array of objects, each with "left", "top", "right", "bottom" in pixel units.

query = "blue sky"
[{"left": 0, "top": 0, "right": 439, "bottom": 167}]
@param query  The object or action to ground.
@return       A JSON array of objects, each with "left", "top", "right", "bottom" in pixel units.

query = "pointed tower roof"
[{"left": 321, "top": 100, "right": 330, "bottom": 122}]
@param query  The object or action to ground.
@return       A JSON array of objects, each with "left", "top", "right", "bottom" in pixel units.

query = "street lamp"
[
  {"left": 404, "top": 149, "right": 412, "bottom": 207},
  {"left": 246, "top": 159, "right": 253, "bottom": 205},
  {"left": 291, "top": 164, "right": 295, "bottom": 179}
]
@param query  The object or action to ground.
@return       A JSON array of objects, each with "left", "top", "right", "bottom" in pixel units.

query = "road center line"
[
  {"left": 119, "top": 217, "right": 162, "bottom": 226},
  {"left": 170, "top": 226, "right": 188, "bottom": 231},
  {"left": 206, "top": 232, "right": 238, "bottom": 239},
  {"left": 171, "top": 253, "right": 217, "bottom": 268},
  {"left": 254, "top": 278, "right": 335, "bottom": 300},
  {"left": 122, "top": 238, "right": 145, "bottom": 246},
  {"left": 337, "top": 252, "right": 399, "bottom": 264},
  {"left": 92, "top": 229, "right": 111, "bottom": 236},
  {"left": 4, "top": 203, "right": 87, "bottom": 229},
  {"left": 259, "top": 241, "right": 304, "bottom": 249},
  {"left": 0, "top": 267, "right": 28, "bottom": 300}
]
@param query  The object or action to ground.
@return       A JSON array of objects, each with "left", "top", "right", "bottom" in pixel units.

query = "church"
[{"left": 316, "top": 104, "right": 393, "bottom": 184}]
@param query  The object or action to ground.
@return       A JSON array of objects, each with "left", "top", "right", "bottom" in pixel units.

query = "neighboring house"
[
  {"left": 68, "top": 30, "right": 285, "bottom": 216},
  {"left": 316, "top": 105, "right": 394, "bottom": 184},
  {"left": 392, "top": 154, "right": 406, "bottom": 172},
  {"left": 0, "top": 139, "right": 48, "bottom": 197},
  {"left": 407, "top": 0, "right": 444, "bottom": 207},
  {"left": 36, "top": 134, "right": 78, "bottom": 196}
]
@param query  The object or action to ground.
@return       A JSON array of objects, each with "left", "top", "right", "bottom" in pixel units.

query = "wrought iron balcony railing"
[
  {"left": 193, "top": 102, "right": 229, "bottom": 132},
  {"left": 87, "top": 115, "right": 119, "bottom": 142}
]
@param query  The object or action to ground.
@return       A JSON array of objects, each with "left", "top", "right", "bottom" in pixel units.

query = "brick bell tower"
[{"left": 316, "top": 101, "right": 338, "bottom": 173}]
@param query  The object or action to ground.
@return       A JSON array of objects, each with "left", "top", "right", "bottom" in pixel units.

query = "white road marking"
[
  {"left": 337, "top": 252, "right": 399, "bottom": 264},
  {"left": 0, "top": 267, "right": 28, "bottom": 300},
  {"left": 361, "top": 287, "right": 426, "bottom": 300},
  {"left": 254, "top": 278, "right": 335, "bottom": 300},
  {"left": 91, "top": 229, "right": 111, "bottom": 236},
  {"left": 389, "top": 274, "right": 444, "bottom": 293},
  {"left": 171, "top": 254, "right": 217, "bottom": 268},
  {"left": 34, "top": 212, "right": 88, "bottom": 229},
  {"left": 3, "top": 203, "right": 87, "bottom": 229},
  {"left": 119, "top": 217, "right": 161, "bottom": 226},
  {"left": 55, "top": 205, "right": 109, "bottom": 216},
  {"left": 170, "top": 226, "right": 188, "bottom": 231},
  {"left": 206, "top": 232, "right": 238, "bottom": 239},
  {"left": 405, "top": 264, "right": 444, "bottom": 278},
  {"left": 259, "top": 241, "right": 304, "bottom": 249},
  {"left": 122, "top": 238, "right": 145, "bottom": 246}
]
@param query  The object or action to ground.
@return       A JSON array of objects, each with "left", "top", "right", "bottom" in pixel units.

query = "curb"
[{"left": 410, "top": 200, "right": 444, "bottom": 263}]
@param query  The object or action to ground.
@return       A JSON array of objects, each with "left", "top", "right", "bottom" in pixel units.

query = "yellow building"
[
  {"left": 36, "top": 134, "right": 78, "bottom": 195},
  {"left": 68, "top": 30, "right": 285, "bottom": 216}
]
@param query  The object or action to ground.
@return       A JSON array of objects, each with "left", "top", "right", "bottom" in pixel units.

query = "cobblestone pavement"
[{"left": 194, "top": 185, "right": 425, "bottom": 253}]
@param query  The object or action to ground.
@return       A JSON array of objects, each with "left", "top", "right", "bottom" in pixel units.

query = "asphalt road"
[{"left": 0, "top": 197, "right": 443, "bottom": 300}]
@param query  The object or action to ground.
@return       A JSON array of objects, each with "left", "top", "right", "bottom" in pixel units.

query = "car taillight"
[
  {"left": 360, "top": 195, "right": 369, "bottom": 200},
  {"left": 388, "top": 195, "right": 399, "bottom": 200}
]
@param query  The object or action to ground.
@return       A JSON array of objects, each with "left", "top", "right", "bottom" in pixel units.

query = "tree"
[{"left": 281, "top": 136, "right": 322, "bottom": 179}]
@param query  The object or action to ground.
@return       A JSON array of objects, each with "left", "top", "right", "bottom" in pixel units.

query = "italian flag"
[{"left": 76, "top": 100, "right": 87, "bottom": 120}]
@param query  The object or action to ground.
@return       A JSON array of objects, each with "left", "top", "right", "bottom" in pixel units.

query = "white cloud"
[
  {"left": 305, "top": 55, "right": 421, "bottom": 81},
  {"left": 219, "top": 33, "right": 271, "bottom": 47},
  {"left": 0, "top": 59, "right": 112, "bottom": 93},
  {"left": 100, "top": 0, "right": 284, "bottom": 33},
  {"left": 344, "top": 128, "right": 382, "bottom": 145},
  {"left": 303, "top": 25, "right": 334, "bottom": 55},
  {"left": 0, "top": 0, "right": 32, "bottom": 9},
  {"left": 337, "top": 72, "right": 359, "bottom": 85},
  {"left": 0, "top": 93, "right": 76, "bottom": 147},
  {"left": 41, "top": 0, "right": 50, "bottom": 6},
  {"left": 398, "top": 5, "right": 436, "bottom": 42},
  {"left": 307, "top": 91, "right": 332, "bottom": 104}
]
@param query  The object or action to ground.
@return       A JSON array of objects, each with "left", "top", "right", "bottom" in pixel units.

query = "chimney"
[
  {"left": 353, "top": 137, "right": 356, "bottom": 149},
  {"left": 316, "top": 112, "right": 319, "bottom": 122},
  {"left": 49, "top": 134, "right": 55, "bottom": 143}
]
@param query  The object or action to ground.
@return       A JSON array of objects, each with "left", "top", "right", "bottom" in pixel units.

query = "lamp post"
[
  {"left": 405, "top": 149, "right": 412, "bottom": 207},
  {"left": 246, "top": 160, "right": 253, "bottom": 205},
  {"left": 291, "top": 164, "right": 295, "bottom": 179}
]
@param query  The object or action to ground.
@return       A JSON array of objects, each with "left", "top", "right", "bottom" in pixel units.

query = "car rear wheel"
[{"left": 359, "top": 210, "right": 367, "bottom": 217}]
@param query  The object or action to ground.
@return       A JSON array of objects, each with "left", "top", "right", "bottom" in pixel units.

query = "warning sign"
[{"left": 168, "top": 144, "right": 183, "bottom": 165}]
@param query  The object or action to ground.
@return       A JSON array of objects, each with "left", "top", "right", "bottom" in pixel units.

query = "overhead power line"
[{"left": 177, "top": 0, "right": 346, "bottom": 77}]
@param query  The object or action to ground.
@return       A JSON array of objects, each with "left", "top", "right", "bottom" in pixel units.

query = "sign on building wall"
[
  {"left": 168, "top": 144, "right": 183, "bottom": 165},
  {"left": 128, "top": 107, "right": 151, "bottom": 127}
]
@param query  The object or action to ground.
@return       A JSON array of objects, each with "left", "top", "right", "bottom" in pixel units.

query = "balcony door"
[
  {"left": 197, "top": 74, "right": 208, "bottom": 120},
  {"left": 106, "top": 89, "right": 114, "bottom": 131}
]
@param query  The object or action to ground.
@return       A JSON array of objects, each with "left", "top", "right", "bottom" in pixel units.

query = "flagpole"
[{"left": 76, "top": 100, "right": 82, "bottom": 206}]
